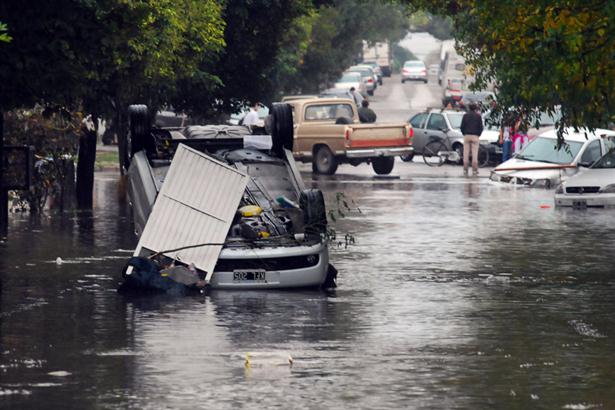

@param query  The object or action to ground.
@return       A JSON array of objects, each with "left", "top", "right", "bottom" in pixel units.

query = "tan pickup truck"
[{"left": 286, "top": 98, "right": 413, "bottom": 175}]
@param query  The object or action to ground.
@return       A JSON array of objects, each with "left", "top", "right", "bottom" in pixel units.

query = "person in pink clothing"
[{"left": 512, "top": 115, "right": 528, "bottom": 153}]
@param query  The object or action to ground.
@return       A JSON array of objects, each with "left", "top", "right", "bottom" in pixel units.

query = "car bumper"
[
  {"left": 402, "top": 74, "right": 427, "bottom": 81},
  {"left": 210, "top": 242, "right": 329, "bottom": 289},
  {"left": 555, "top": 193, "right": 615, "bottom": 208},
  {"left": 489, "top": 172, "right": 557, "bottom": 188},
  {"left": 346, "top": 146, "right": 414, "bottom": 158}
]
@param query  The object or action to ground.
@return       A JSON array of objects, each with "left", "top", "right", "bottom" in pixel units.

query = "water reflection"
[{"left": 1, "top": 171, "right": 615, "bottom": 409}]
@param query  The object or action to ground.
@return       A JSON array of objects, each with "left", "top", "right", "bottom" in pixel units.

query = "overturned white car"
[{"left": 119, "top": 104, "right": 336, "bottom": 293}]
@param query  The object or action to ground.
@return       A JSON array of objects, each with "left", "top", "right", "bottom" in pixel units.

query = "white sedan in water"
[
  {"left": 490, "top": 128, "right": 615, "bottom": 188},
  {"left": 555, "top": 149, "right": 615, "bottom": 208}
]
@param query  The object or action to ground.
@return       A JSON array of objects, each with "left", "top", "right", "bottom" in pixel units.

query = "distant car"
[
  {"left": 334, "top": 71, "right": 367, "bottom": 97},
  {"left": 319, "top": 88, "right": 356, "bottom": 102},
  {"left": 490, "top": 128, "right": 615, "bottom": 188},
  {"left": 347, "top": 65, "right": 377, "bottom": 96},
  {"left": 443, "top": 77, "right": 464, "bottom": 103},
  {"left": 228, "top": 103, "right": 269, "bottom": 127},
  {"left": 360, "top": 61, "right": 383, "bottom": 85},
  {"left": 459, "top": 91, "right": 496, "bottom": 110},
  {"left": 401, "top": 60, "right": 427, "bottom": 84},
  {"left": 555, "top": 148, "right": 615, "bottom": 208}
]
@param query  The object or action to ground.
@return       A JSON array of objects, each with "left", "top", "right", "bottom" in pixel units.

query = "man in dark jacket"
[
  {"left": 358, "top": 100, "right": 377, "bottom": 123},
  {"left": 460, "top": 102, "right": 484, "bottom": 176}
]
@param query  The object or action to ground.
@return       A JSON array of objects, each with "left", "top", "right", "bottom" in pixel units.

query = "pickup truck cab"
[{"left": 287, "top": 98, "right": 413, "bottom": 175}]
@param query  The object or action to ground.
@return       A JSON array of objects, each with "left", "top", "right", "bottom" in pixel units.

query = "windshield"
[
  {"left": 592, "top": 149, "right": 615, "bottom": 169},
  {"left": 404, "top": 61, "right": 424, "bottom": 67},
  {"left": 447, "top": 113, "right": 464, "bottom": 129},
  {"left": 516, "top": 137, "right": 583, "bottom": 164},
  {"left": 338, "top": 72, "right": 360, "bottom": 82}
]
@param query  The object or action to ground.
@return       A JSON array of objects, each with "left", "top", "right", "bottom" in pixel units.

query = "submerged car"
[
  {"left": 490, "top": 128, "right": 615, "bottom": 188},
  {"left": 120, "top": 104, "right": 336, "bottom": 292},
  {"left": 555, "top": 148, "right": 615, "bottom": 208}
]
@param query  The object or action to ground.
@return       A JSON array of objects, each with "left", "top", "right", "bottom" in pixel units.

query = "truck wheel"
[
  {"left": 372, "top": 157, "right": 395, "bottom": 175},
  {"left": 300, "top": 189, "right": 327, "bottom": 235},
  {"left": 313, "top": 146, "right": 338, "bottom": 175},
  {"left": 400, "top": 154, "right": 414, "bottom": 162},
  {"left": 271, "top": 103, "right": 294, "bottom": 156}
]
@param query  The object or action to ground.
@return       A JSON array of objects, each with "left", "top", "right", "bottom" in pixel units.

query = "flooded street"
[{"left": 2, "top": 165, "right": 615, "bottom": 409}]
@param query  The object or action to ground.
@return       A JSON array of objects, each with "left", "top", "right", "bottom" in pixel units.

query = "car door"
[
  {"left": 425, "top": 113, "right": 449, "bottom": 148},
  {"left": 408, "top": 113, "right": 428, "bottom": 153}
]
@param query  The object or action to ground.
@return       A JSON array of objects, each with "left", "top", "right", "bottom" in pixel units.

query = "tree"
[
  {"left": 0, "top": 21, "right": 10, "bottom": 43},
  {"left": 411, "top": 0, "right": 615, "bottom": 135}
]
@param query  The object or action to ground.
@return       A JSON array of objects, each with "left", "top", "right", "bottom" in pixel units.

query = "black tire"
[
  {"left": 453, "top": 143, "right": 464, "bottom": 165},
  {"left": 128, "top": 104, "right": 150, "bottom": 158},
  {"left": 401, "top": 79, "right": 405, "bottom": 84},
  {"left": 400, "top": 154, "right": 414, "bottom": 162},
  {"left": 372, "top": 157, "right": 395, "bottom": 175},
  {"left": 478, "top": 145, "right": 490, "bottom": 168},
  {"left": 423, "top": 140, "right": 446, "bottom": 167},
  {"left": 300, "top": 189, "right": 327, "bottom": 236},
  {"left": 313, "top": 145, "right": 338, "bottom": 175},
  {"left": 271, "top": 103, "right": 294, "bottom": 156},
  {"left": 423, "top": 79, "right": 428, "bottom": 84}
]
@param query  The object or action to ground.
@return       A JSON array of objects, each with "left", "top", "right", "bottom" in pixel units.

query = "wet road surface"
[{"left": 2, "top": 166, "right": 615, "bottom": 409}]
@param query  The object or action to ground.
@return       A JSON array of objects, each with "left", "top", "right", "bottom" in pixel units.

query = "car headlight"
[
  {"left": 600, "top": 184, "right": 615, "bottom": 193},
  {"left": 530, "top": 178, "right": 553, "bottom": 189},
  {"left": 555, "top": 183, "right": 564, "bottom": 194}
]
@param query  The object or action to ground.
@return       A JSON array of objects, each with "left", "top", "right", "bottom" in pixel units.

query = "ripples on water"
[{"left": 1, "top": 170, "right": 614, "bottom": 409}]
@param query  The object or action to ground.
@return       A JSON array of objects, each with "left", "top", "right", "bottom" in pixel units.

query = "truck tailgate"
[{"left": 347, "top": 124, "right": 411, "bottom": 148}]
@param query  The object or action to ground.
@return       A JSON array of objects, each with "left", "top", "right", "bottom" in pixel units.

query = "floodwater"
[{"left": 1, "top": 165, "right": 615, "bottom": 409}]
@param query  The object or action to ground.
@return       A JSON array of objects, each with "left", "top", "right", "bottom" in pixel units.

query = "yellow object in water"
[{"left": 239, "top": 205, "right": 263, "bottom": 217}]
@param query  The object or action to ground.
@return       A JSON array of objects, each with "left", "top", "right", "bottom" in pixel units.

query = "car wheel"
[
  {"left": 372, "top": 157, "right": 395, "bottom": 175},
  {"left": 271, "top": 103, "right": 294, "bottom": 156},
  {"left": 300, "top": 189, "right": 327, "bottom": 235},
  {"left": 453, "top": 143, "right": 464, "bottom": 165},
  {"left": 423, "top": 79, "right": 428, "bottom": 84},
  {"left": 313, "top": 146, "right": 338, "bottom": 175},
  {"left": 401, "top": 79, "right": 405, "bottom": 84},
  {"left": 125, "top": 104, "right": 150, "bottom": 171},
  {"left": 400, "top": 154, "right": 414, "bottom": 162}
]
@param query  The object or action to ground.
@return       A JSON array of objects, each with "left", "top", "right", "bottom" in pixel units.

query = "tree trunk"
[{"left": 76, "top": 127, "right": 96, "bottom": 208}]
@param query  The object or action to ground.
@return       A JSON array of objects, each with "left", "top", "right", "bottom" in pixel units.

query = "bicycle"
[{"left": 422, "top": 139, "right": 490, "bottom": 167}]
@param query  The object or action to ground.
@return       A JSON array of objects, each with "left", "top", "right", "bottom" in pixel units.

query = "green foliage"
[
  {"left": 4, "top": 106, "right": 82, "bottom": 212},
  {"left": 408, "top": 11, "right": 452, "bottom": 40},
  {"left": 392, "top": 43, "right": 416, "bottom": 73},
  {"left": 0, "top": 21, "right": 11, "bottom": 43},
  {"left": 411, "top": 0, "right": 615, "bottom": 136}
]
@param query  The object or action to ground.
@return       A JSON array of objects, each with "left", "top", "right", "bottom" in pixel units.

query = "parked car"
[
  {"left": 401, "top": 109, "right": 498, "bottom": 163},
  {"left": 555, "top": 147, "right": 615, "bottom": 208},
  {"left": 443, "top": 77, "right": 464, "bottom": 104},
  {"left": 287, "top": 98, "right": 413, "bottom": 175},
  {"left": 347, "top": 65, "right": 377, "bottom": 96},
  {"left": 401, "top": 60, "right": 427, "bottom": 83},
  {"left": 490, "top": 128, "right": 615, "bottom": 188},
  {"left": 360, "top": 61, "right": 383, "bottom": 85},
  {"left": 319, "top": 88, "right": 356, "bottom": 102},
  {"left": 334, "top": 71, "right": 367, "bottom": 97},
  {"left": 459, "top": 91, "right": 496, "bottom": 110}
]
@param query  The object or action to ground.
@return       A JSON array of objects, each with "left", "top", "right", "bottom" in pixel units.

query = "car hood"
[
  {"left": 563, "top": 168, "right": 615, "bottom": 189},
  {"left": 492, "top": 157, "right": 578, "bottom": 185}
]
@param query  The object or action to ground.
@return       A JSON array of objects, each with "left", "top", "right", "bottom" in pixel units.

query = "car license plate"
[
  {"left": 233, "top": 270, "right": 266, "bottom": 281},
  {"left": 572, "top": 200, "right": 587, "bottom": 209}
]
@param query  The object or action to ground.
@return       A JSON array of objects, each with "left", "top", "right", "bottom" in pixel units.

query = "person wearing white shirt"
[{"left": 243, "top": 103, "right": 260, "bottom": 127}]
